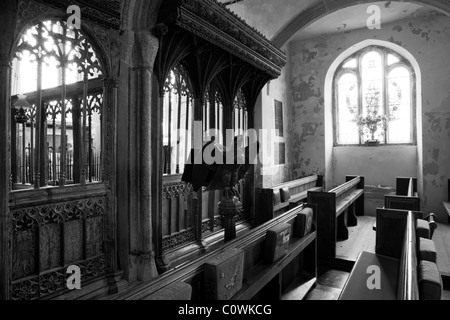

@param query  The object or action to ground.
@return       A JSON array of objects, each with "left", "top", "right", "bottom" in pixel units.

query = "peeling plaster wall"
[
  {"left": 333, "top": 146, "right": 418, "bottom": 187},
  {"left": 255, "top": 64, "right": 291, "bottom": 188},
  {"left": 288, "top": 14, "right": 450, "bottom": 221}
]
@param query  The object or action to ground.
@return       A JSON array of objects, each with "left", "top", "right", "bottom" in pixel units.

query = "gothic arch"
[
  {"left": 324, "top": 39, "right": 423, "bottom": 195},
  {"left": 13, "top": 11, "right": 112, "bottom": 79},
  {"left": 272, "top": 0, "right": 450, "bottom": 47}
]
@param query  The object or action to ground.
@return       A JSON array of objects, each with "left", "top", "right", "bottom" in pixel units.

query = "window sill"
[
  {"left": 334, "top": 143, "right": 417, "bottom": 148},
  {"left": 9, "top": 182, "right": 107, "bottom": 208}
]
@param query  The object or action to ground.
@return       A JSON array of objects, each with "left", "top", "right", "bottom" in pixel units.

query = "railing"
[
  {"left": 160, "top": 175, "right": 250, "bottom": 255},
  {"left": 16, "top": 149, "right": 102, "bottom": 186},
  {"left": 397, "top": 211, "right": 419, "bottom": 300},
  {"left": 330, "top": 176, "right": 361, "bottom": 198}
]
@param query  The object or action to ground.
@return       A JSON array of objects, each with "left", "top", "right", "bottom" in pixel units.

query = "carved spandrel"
[{"left": 39, "top": 268, "right": 66, "bottom": 296}]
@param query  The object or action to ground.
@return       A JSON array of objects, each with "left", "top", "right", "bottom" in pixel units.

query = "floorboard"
[
  {"left": 304, "top": 217, "right": 450, "bottom": 300},
  {"left": 336, "top": 216, "right": 376, "bottom": 262}
]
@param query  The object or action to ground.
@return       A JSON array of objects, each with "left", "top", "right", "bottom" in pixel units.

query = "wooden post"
[
  {"left": 72, "top": 97, "right": 81, "bottom": 183},
  {"left": 10, "top": 107, "right": 17, "bottom": 185},
  {"left": 0, "top": 54, "right": 11, "bottom": 300}
]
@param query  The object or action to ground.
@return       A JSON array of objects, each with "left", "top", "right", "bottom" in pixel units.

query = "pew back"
[
  {"left": 111, "top": 204, "right": 318, "bottom": 300},
  {"left": 385, "top": 177, "right": 420, "bottom": 211},
  {"left": 256, "top": 175, "right": 323, "bottom": 224},
  {"left": 375, "top": 208, "right": 422, "bottom": 259},
  {"left": 397, "top": 211, "right": 419, "bottom": 300},
  {"left": 307, "top": 175, "right": 364, "bottom": 260},
  {"left": 340, "top": 210, "right": 420, "bottom": 300}
]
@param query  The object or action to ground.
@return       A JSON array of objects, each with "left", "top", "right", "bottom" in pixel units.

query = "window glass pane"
[
  {"left": 343, "top": 58, "right": 357, "bottom": 69},
  {"left": 337, "top": 73, "right": 359, "bottom": 144},
  {"left": 388, "top": 67, "right": 412, "bottom": 143},
  {"left": 361, "top": 51, "right": 385, "bottom": 142},
  {"left": 387, "top": 54, "right": 400, "bottom": 66}
]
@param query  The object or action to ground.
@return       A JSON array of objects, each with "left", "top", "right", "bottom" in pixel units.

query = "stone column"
[
  {"left": 0, "top": 54, "right": 11, "bottom": 300},
  {"left": 133, "top": 31, "right": 159, "bottom": 281}
]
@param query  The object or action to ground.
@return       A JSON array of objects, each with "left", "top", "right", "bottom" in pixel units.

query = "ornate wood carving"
[
  {"left": 162, "top": 229, "right": 195, "bottom": 252},
  {"left": 10, "top": 196, "right": 107, "bottom": 300},
  {"left": 33, "top": 0, "right": 121, "bottom": 29},
  {"left": 162, "top": 181, "right": 187, "bottom": 199},
  {"left": 16, "top": 0, "right": 59, "bottom": 36},
  {"left": 161, "top": 0, "right": 286, "bottom": 78}
]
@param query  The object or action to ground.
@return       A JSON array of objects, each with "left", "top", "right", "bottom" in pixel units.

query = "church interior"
[{"left": 1, "top": 0, "right": 450, "bottom": 301}]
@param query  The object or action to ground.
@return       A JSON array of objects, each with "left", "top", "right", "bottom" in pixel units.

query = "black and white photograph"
[{"left": 0, "top": 0, "right": 450, "bottom": 311}]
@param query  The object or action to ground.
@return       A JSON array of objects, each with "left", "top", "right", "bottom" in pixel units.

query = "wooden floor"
[
  {"left": 303, "top": 216, "right": 450, "bottom": 300},
  {"left": 305, "top": 268, "right": 349, "bottom": 300},
  {"left": 336, "top": 216, "right": 376, "bottom": 262}
]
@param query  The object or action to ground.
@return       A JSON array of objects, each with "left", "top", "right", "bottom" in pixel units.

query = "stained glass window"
[{"left": 334, "top": 46, "right": 415, "bottom": 145}]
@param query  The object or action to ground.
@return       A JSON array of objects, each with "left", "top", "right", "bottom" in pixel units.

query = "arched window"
[
  {"left": 11, "top": 20, "right": 104, "bottom": 190},
  {"left": 334, "top": 46, "right": 415, "bottom": 145}
]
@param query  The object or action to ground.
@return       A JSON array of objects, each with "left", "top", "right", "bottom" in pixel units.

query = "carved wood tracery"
[{"left": 152, "top": 0, "right": 286, "bottom": 269}]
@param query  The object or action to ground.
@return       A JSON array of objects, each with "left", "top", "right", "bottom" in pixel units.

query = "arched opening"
[
  {"left": 10, "top": 19, "right": 105, "bottom": 190},
  {"left": 7, "top": 18, "right": 115, "bottom": 300},
  {"left": 325, "top": 40, "right": 423, "bottom": 213}
]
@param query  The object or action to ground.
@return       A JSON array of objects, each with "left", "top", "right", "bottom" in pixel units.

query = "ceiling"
[
  {"left": 279, "top": 1, "right": 443, "bottom": 42},
  {"left": 291, "top": 1, "right": 442, "bottom": 41},
  {"left": 220, "top": 0, "right": 443, "bottom": 44}
]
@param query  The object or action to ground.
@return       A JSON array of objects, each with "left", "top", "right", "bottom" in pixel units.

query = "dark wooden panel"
[
  {"left": 64, "top": 220, "right": 83, "bottom": 264},
  {"left": 376, "top": 208, "right": 422, "bottom": 259},
  {"left": 385, "top": 195, "right": 420, "bottom": 211},
  {"left": 85, "top": 216, "right": 103, "bottom": 258},
  {"left": 39, "top": 224, "right": 61, "bottom": 271},
  {"left": 12, "top": 229, "right": 37, "bottom": 281},
  {"left": 308, "top": 191, "right": 336, "bottom": 260},
  {"left": 396, "top": 177, "right": 417, "bottom": 196}
]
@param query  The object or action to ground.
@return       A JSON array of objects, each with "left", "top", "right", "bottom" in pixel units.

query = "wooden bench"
[
  {"left": 307, "top": 175, "right": 364, "bottom": 260},
  {"left": 256, "top": 175, "right": 323, "bottom": 224},
  {"left": 384, "top": 177, "right": 420, "bottom": 211},
  {"left": 340, "top": 209, "right": 441, "bottom": 300},
  {"left": 109, "top": 203, "right": 318, "bottom": 300},
  {"left": 443, "top": 179, "right": 450, "bottom": 224}
]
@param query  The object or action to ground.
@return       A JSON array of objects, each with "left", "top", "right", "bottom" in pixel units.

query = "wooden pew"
[
  {"left": 109, "top": 203, "right": 318, "bottom": 300},
  {"left": 307, "top": 175, "right": 364, "bottom": 260},
  {"left": 443, "top": 179, "right": 450, "bottom": 224},
  {"left": 385, "top": 177, "right": 420, "bottom": 211},
  {"left": 340, "top": 209, "right": 441, "bottom": 300},
  {"left": 340, "top": 210, "right": 418, "bottom": 300},
  {"left": 256, "top": 175, "right": 323, "bottom": 224}
]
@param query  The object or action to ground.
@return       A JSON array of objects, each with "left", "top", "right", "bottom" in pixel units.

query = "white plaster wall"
[
  {"left": 254, "top": 64, "right": 290, "bottom": 188},
  {"left": 333, "top": 146, "right": 418, "bottom": 187},
  {"left": 288, "top": 14, "right": 450, "bottom": 221}
]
